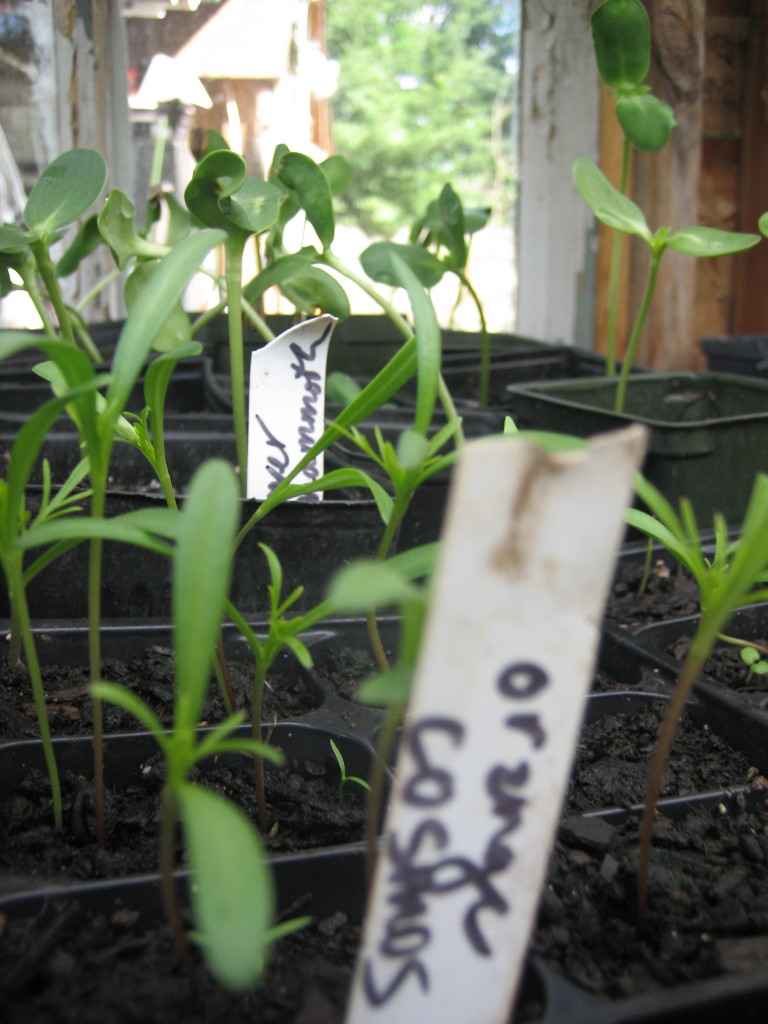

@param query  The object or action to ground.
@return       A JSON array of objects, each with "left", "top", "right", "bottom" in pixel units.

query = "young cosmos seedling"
[
  {"left": 91, "top": 460, "right": 299, "bottom": 992},
  {"left": 589, "top": 0, "right": 676, "bottom": 375},
  {"left": 573, "top": 157, "right": 760, "bottom": 412},
  {"left": 362, "top": 184, "right": 493, "bottom": 405},
  {"left": 329, "top": 738, "right": 372, "bottom": 802},
  {"left": 627, "top": 472, "right": 768, "bottom": 913},
  {"left": 12, "top": 228, "right": 226, "bottom": 846},
  {"left": 0, "top": 368, "right": 101, "bottom": 828},
  {"left": 327, "top": 543, "right": 438, "bottom": 875},
  {"left": 225, "top": 542, "right": 335, "bottom": 833}
]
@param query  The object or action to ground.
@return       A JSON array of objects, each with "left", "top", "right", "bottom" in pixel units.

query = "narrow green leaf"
[
  {"left": 327, "top": 559, "right": 421, "bottom": 613},
  {"left": 106, "top": 229, "right": 224, "bottom": 418},
  {"left": 438, "top": 183, "right": 467, "bottom": 270},
  {"left": 90, "top": 681, "right": 168, "bottom": 747},
  {"left": 180, "top": 783, "right": 274, "bottom": 992},
  {"left": 173, "top": 460, "right": 239, "bottom": 732},
  {"left": 356, "top": 666, "right": 412, "bottom": 707},
  {"left": 388, "top": 251, "right": 441, "bottom": 436}
]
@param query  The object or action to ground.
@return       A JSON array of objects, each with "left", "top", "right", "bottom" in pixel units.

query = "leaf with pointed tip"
[
  {"left": 667, "top": 226, "right": 760, "bottom": 258},
  {"left": 572, "top": 157, "right": 651, "bottom": 240},
  {"left": 438, "top": 183, "right": 467, "bottom": 270}
]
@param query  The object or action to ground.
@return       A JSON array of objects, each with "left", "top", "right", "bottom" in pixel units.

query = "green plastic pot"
[{"left": 506, "top": 372, "right": 768, "bottom": 525}]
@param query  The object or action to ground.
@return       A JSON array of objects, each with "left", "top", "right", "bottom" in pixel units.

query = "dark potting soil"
[
  {"left": 0, "top": 647, "right": 317, "bottom": 740},
  {"left": 607, "top": 556, "right": 701, "bottom": 629},
  {"left": 666, "top": 631, "right": 768, "bottom": 695},
  {"left": 536, "top": 788, "right": 768, "bottom": 998},
  {"left": 568, "top": 700, "right": 755, "bottom": 813},
  {"left": 0, "top": 747, "right": 366, "bottom": 890},
  {"left": 2, "top": 794, "right": 767, "bottom": 1023},
  {"left": 0, "top": 889, "right": 544, "bottom": 1024},
  {"left": 0, "top": 898, "right": 363, "bottom": 1024}
]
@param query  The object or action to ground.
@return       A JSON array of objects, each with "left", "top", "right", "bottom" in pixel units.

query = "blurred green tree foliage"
[{"left": 325, "top": 0, "right": 518, "bottom": 235}]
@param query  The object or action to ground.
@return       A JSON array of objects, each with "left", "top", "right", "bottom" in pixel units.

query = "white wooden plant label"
[
  {"left": 246, "top": 314, "right": 337, "bottom": 500},
  {"left": 345, "top": 424, "right": 648, "bottom": 1024}
]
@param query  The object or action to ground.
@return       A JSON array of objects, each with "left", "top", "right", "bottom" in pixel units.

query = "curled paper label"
[{"left": 246, "top": 315, "right": 337, "bottom": 501}]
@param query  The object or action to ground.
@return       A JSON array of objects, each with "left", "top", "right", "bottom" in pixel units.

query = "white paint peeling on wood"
[{"left": 517, "top": 0, "right": 600, "bottom": 348}]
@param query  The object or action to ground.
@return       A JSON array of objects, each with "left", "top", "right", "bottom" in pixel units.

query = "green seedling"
[
  {"left": 0, "top": 149, "right": 108, "bottom": 359},
  {"left": 329, "top": 738, "right": 372, "bottom": 801},
  {"left": 7, "top": 228, "right": 226, "bottom": 846},
  {"left": 0, "top": 373, "right": 101, "bottom": 828},
  {"left": 184, "top": 150, "right": 284, "bottom": 491},
  {"left": 626, "top": 472, "right": 768, "bottom": 913},
  {"left": 589, "top": 0, "right": 676, "bottom": 375},
  {"left": 327, "top": 543, "right": 438, "bottom": 877},
  {"left": 90, "top": 460, "right": 299, "bottom": 992},
  {"left": 573, "top": 157, "right": 760, "bottom": 412},
  {"left": 225, "top": 542, "right": 335, "bottom": 833},
  {"left": 739, "top": 646, "right": 768, "bottom": 677},
  {"left": 362, "top": 183, "right": 493, "bottom": 405}
]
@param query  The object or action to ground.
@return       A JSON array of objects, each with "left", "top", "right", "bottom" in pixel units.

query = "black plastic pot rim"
[{"left": 507, "top": 371, "right": 768, "bottom": 428}]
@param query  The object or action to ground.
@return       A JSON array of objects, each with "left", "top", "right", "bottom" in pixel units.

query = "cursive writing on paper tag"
[
  {"left": 246, "top": 314, "right": 337, "bottom": 501},
  {"left": 345, "top": 425, "right": 647, "bottom": 1024}
]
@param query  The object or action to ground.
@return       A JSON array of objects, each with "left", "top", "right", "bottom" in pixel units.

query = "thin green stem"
[
  {"left": 224, "top": 236, "right": 249, "bottom": 493},
  {"left": 366, "top": 702, "right": 403, "bottom": 888},
  {"left": 17, "top": 262, "right": 58, "bottom": 337},
  {"left": 88, "top": 482, "right": 106, "bottom": 847},
  {"left": 75, "top": 266, "right": 123, "bottom": 315},
  {"left": 718, "top": 632, "right": 768, "bottom": 658},
  {"left": 456, "top": 269, "right": 489, "bottom": 407},
  {"left": 6, "top": 558, "right": 62, "bottom": 828},
  {"left": 29, "top": 239, "right": 77, "bottom": 348},
  {"left": 614, "top": 246, "right": 663, "bottom": 413},
  {"left": 159, "top": 783, "right": 198, "bottom": 990},
  {"left": 637, "top": 643, "right": 705, "bottom": 916},
  {"left": 251, "top": 662, "right": 269, "bottom": 833},
  {"left": 605, "top": 137, "right": 632, "bottom": 377}
]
